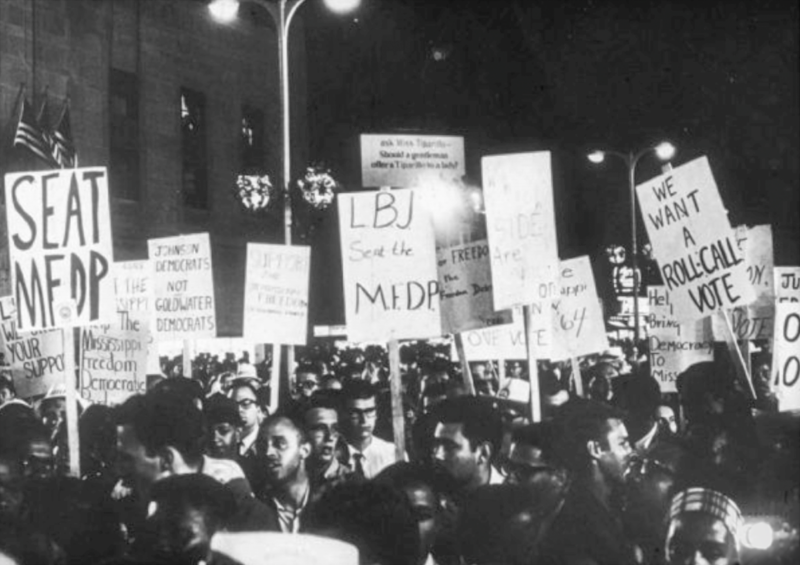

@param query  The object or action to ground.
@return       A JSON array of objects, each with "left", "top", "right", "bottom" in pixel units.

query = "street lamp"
[
  {"left": 587, "top": 142, "right": 676, "bottom": 345},
  {"left": 209, "top": 0, "right": 360, "bottom": 405}
]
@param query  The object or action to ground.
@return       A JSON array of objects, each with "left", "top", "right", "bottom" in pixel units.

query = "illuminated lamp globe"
[
  {"left": 324, "top": 0, "right": 361, "bottom": 13},
  {"left": 587, "top": 151, "right": 605, "bottom": 164},
  {"left": 742, "top": 522, "right": 773, "bottom": 550},
  {"left": 208, "top": 0, "right": 238, "bottom": 23},
  {"left": 655, "top": 142, "right": 676, "bottom": 161}
]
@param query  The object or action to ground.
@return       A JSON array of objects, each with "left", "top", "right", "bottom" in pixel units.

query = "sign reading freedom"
[
  {"left": 4, "top": 168, "right": 116, "bottom": 330},
  {"left": 148, "top": 233, "right": 216, "bottom": 341},
  {"left": 635, "top": 157, "right": 754, "bottom": 320}
]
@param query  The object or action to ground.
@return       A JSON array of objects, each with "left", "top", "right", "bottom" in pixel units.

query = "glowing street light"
[{"left": 587, "top": 141, "right": 676, "bottom": 344}]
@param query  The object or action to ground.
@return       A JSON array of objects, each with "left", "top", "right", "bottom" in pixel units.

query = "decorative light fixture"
[
  {"left": 236, "top": 173, "right": 275, "bottom": 212},
  {"left": 296, "top": 165, "right": 339, "bottom": 211}
]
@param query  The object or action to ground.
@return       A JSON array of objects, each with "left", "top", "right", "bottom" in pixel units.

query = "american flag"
[
  {"left": 13, "top": 97, "right": 57, "bottom": 166},
  {"left": 52, "top": 102, "right": 77, "bottom": 168}
]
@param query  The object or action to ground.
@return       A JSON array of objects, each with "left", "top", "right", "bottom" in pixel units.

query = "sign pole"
[
  {"left": 523, "top": 305, "right": 542, "bottom": 422},
  {"left": 454, "top": 333, "right": 476, "bottom": 395},
  {"left": 269, "top": 343, "right": 281, "bottom": 415},
  {"left": 719, "top": 310, "right": 756, "bottom": 400},
  {"left": 62, "top": 325, "right": 80, "bottom": 477},
  {"left": 182, "top": 339, "right": 192, "bottom": 379},
  {"left": 571, "top": 357, "right": 584, "bottom": 397},
  {"left": 388, "top": 339, "right": 406, "bottom": 462}
]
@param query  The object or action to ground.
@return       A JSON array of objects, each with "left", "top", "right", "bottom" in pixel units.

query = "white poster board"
[
  {"left": 244, "top": 243, "right": 310, "bottom": 345},
  {"left": 773, "top": 303, "right": 800, "bottom": 412},
  {"left": 635, "top": 157, "right": 754, "bottom": 320},
  {"left": 647, "top": 286, "right": 714, "bottom": 393},
  {"left": 4, "top": 168, "right": 116, "bottom": 330},
  {"left": 338, "top": 189, "right": 441, "bottom": 342},
  {"left": 549, "top": 256, "right": 609, "bottom": 361},
  {"left": 483, "top": 152, "right": 559, "bottom": 310},
  {"left": 437, "top": 239, "right": 509, "bottom": 334},
  {"left": 114, "top": 260, "right": 158, "bottom": 374},
  {"left": 360, "top": 134, "right": 465, "bottom": 188},
  {"left": 461, "top": 308, "right": 526, "bottom": 360},
  {"left": 149, "top": 233, "right": 216, "bottom": 341},
  {"left": 0, "top": 296, "right": 65, "bottom": 399},
  {"left": 775, "top": 267, "right": 800, "bottom": 303}
]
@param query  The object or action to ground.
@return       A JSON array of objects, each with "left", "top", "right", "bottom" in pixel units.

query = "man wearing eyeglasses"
[
  {"left": 229, "top": 379, "right": 267, "bottom": 494},
  {"left": 340, "top": 380, "right": 400, "bottom": 479}
]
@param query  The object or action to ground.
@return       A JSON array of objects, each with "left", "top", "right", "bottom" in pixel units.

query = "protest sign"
[
  {"left": 773, "top": 302, "right": 800, "bottom": 412},
  {"left": 4, "top": 168, "right": 116, "bottom": 330},
  {"left": 711, "top": 225, "right": 775, "bottom": 340},
  {"left": 360, "top": 134, "right": 464, "bottom": 188},
  {"left": 775, "top": 267, "right": 800, "bottom": 303},
  {"left": 0, "top": 295, "right": 65, "bottom": 398},
  {"left": 149, "top": 233, "right": 216, "bottom": 341},
  {"left": 461, "top": 308, "right": 527, "bottom": 360},
  {"left": 338, "top": 189, "right": 441, "bottom": 342},
  {"left": 635, "top": 157, "right": 754, "bottom": 320},
  {"left": 483, "top": 152, "right": 559, "bottom": 310},
  {"left": 437, "top": 239, "right": 510, "bottom": 334},
  {"left": 79, "top": 310, "right": 148, "bottom": 405},
  {"left": 647, "top": 286, "right": 714, "bottom": 393},
  {"left": 243, "top": 243, "right": 310, "bottom": 345},
  {"left": 114, "top": 260, "right": 159, "bottom": 374},
  {"left": 549, "top": 256, "right": 609, "bottom": 361}
]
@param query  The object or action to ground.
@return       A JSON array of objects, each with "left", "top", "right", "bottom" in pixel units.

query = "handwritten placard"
[
  {"left": 461, "top": 308, "right": 526, "bottom": 360},
  {"left": 360, "top": 134, "right": 464, "bottom": 188},
  {"left": 773, "top": 303, "right": 800, "bottom": 412},
  {"left": 549, "top": 256, "right": 609, "bottom": 361},
  {"left": 4, "top": 168, "right": 116, "bottom": 330},
  {"left": 483, "top": 152, "right": 559, "bottom": 310},
  {"left": 113, "top": 260, "right": 159, "bottom": 374},
  {"left": 149, "top": 233, "right": 216, "bottom": 341},
  {"left": 244, "top": 243, "right": 310, "bottom": 345},
  {"left": 775, "top": 267, "right": 800, "bottom": 303},
  {"left": 0, "top": 296, "right": 65, "bottom": 399},
  {"left": 79, "top": 310, "right": 148, "bottom": 405},
  {"left": 635, "top": 157, "right": 754, "bottom": 320},
  {"left": 338, "top": 189, "right": 441, "bottom": 342},
  {"left": 437, "top": 239, "right": 509, "bottom": 334},
  {"left": 647, "top": 286, "right": 714, "bottom": 393}
]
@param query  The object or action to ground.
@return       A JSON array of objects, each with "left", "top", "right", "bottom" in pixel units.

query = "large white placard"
[
  {"left": 360, "top": 134, "right": 465, "bottom": 188},
  {"left": 0, "top": 296, "right": 65, "bottom": 399},
  {"left": 635, "top": 157, "right": 754, "bottom": 320},
  {"left": 437, "top": 239, "right": 509, "bottom": 334},
  {"left": 338, "top": 189, "right": 441, "bottom": 342},
  {"left": 647, "top": 286, "right": 714, "bottom": 393},
  {"left": 244, "top": 243, "right": 310, "bottom": 345},
  {"left": 4, "top": 167, "right": 116, "bottom": 330},
  {"left": 149, "top": 233, "right": 216, "bottom": 341},
  {"left": 114, "top": 260, "right": 159, "bottom": 374},
  {"left": 461, "top": 308, "right": 527, "bottom": 360},
  {"left": 483, "top": 152, "right": 559, "bottom": 310},
  {"left": 773, "top": 303, "right": 800, "bottom": 412}
]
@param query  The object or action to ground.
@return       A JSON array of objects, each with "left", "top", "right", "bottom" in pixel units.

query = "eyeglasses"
[
  {"left": 298, "top": 381, "right": 319, "bottom": 390},
  {"left": 501, "top": 460, "right": 553, "bottom": 481}
]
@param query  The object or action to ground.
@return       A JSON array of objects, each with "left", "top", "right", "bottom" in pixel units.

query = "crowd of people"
[{"left": 0, "top": 338, "right": 798, "bottom": 565}]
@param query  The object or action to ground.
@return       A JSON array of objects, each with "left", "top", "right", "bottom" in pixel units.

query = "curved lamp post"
[
  {"left": 209, "top": 0, "right": 360, "bottom": 408},
  {"left": 587, "top": 141, "right": 675, "bottom": 345}
]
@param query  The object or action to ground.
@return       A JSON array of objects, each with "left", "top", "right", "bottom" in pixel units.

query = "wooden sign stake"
[
  {"left": 182, "top": 339, "right": 192, "bottom": 379},
  {"left": 571, "top": 356, "right": 584, "bottom": 397},
  {"left": 523, "top": 305, "right": 542, "bottom": 422},
  {"left": 62, "top": 326, "right": 80, "bottom": 478},
  {"left": 388, "top": 339, "right": 406, "bottom": 461},
  {"left": 454, "top": 333, "right": 476, "bottom": 395},
  {"left": 719, "top": 310, "right": 756, "bottom": 400},
  {"left": 269, "top": 344, "right": 282, "bottom": 415}
]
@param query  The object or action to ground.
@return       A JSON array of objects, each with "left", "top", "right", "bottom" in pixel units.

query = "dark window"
[
  {"left": 181, "top": 88, "right": 208, "bottom": 208},
  {"left": 110, "top": 69, "right": 139, "bottom": 201},
  {"left": 241, "top": 105, "right": 265, "bottom": 171}
]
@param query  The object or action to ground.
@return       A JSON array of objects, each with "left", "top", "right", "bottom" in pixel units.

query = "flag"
[
  {"left": 13, "top": 97, "right": 57, "bottom": 165},
  {"left": 52, "top": 102, "right": 77, "bottom": 168}
]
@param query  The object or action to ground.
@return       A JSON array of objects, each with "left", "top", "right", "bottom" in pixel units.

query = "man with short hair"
[
  {"left": 205, "top": 394, "right": 241, "bottom": 460},
  {"left": 301, "top": 392, "right": 353, "bottom": 491},
  {"left": 256, "top": 414, "right": 313, "bottom": 533},
  {"left": 340, "top": 381, "right": 399, "bottom": 479},
  {"left": 430, "top": 397, "right": 504, "bottom": 495},
  {"left": 505, "top": 423, "right": 569, "bottom": 508},
  {"left": 539, "top": 398, "right": 637, "bottom": 565},
  {"left": 228, "top": 379, "right": 267, "bottom": 494},
  {"left": 295, "top": 362, "right": 322, "bottom": 401}
]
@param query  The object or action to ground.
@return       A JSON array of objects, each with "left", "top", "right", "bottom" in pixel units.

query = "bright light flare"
[
  {"left": 209, "top": 0, "right": 239, "bottom": 23},
  {"left": 655, "top": 141, "right": 676, "bottom": 161},
  {"left": 323, "top": 0, "right": 361, "bottom": 14},
  {"left": 587, "top": 151, "right": 605, "bottom": 164},
  {"left": 742, "top": 522, "right": 774, "bottom": 550},
  {"left": 417, "top": 175, "right": 464, "bottom": 230}
]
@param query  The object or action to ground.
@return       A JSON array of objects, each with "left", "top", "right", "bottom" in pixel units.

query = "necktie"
[{"left": 353, "top": 452, "right": 366, "bottom": 478}]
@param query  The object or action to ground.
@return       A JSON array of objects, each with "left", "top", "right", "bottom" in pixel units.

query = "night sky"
[{"left": 299, "top": 0, "right": 798, "bottom": 324}]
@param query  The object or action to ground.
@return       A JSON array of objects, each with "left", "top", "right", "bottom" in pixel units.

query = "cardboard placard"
[
  {"left": 461, "top": 307, "right": 526, "bottom": 360},
  {"left": 437, "top": 239, "right": 510, "bottom": 334},
  {"left": 4, "top": 168, "right": 116, "bottom": 330},
  {"left": 775, "top": 267, "right": 800, "bottom": 303},
  {"left": 483, "top": 152, "right": 559, "bottom": 310},
  {"left": 635, "top": 157, "right": 754, "bottom": 320},
  {"left": 79, "top": 310, "right": 148, "bottom": 405},
  {"left": 647, "top": 286, "right": 714, "bottom": 393},
  {"left": 243, "top": 243, "right": 310, "bottom": 345},
  {"left": 773, "top": 303, "right": 800, "bottom": 412},
  {"left": 549, "top": 256, "right": 609, "bottom": 361},
  {"left": 149, "top": 233, "right": 216, "bottom": 341},
  {"left": 338, "top": 189, "right": 441, "bottom": 342},
  {"left": 0, "top": 296, "right": 65, "bottom": 398},
  {"left": 114, "top": 260, "right": 158, "bottom": 374},
  {"left": 360, "top": 134, "right": 465, "bottom": 188}
]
